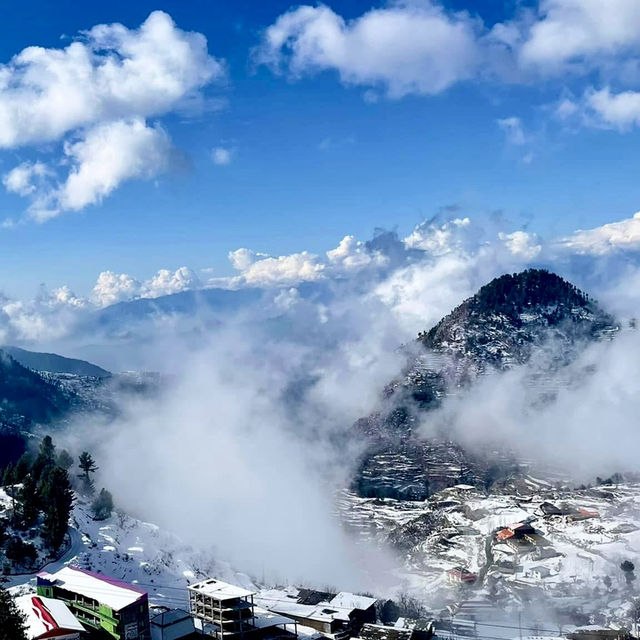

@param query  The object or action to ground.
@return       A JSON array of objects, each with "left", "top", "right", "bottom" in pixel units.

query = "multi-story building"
[
  {"left": 188, "top": 578, "right": 257, "bottom": 640},
  {"left": 37, "top": 566, "right": 150, "bottom": 640}
]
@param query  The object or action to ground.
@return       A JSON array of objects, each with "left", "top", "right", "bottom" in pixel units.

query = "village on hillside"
[{"left": 6, "top": 476, "right": 640, "bottom": 640}]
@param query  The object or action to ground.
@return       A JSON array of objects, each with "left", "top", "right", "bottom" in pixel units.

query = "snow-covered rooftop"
[
  {"left": 16, "top": 594, "right": 85, "bottom": 636},
  {"left": 253, "top": 606, "right": 297, "bottom": 629},
  {"left": 189, "top": 578, "right": 256, "bottom": 600},
  {"left": 38, "top": 566, "right": 147, "bottom": 612},
  {"left": 329, "top": 592, "right": 377, "bottom": 611}
]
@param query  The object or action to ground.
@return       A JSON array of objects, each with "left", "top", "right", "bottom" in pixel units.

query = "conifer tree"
[
  {"left": 91, "top": 489, "right": 114, "bottom": 521},
  {"left": 78, "top": 451, "right": 98, "bottom": 480},
  {"left": 42, "top": 467, "right": 74, "bottom": 552},
  {"left": 0, "top": 588, "right": 27, "bottom": 640},
  {"left": 32, "top": 436, "right": 56, "bottom": 482},
  {"left": 18, "top": 474, "right": 39, "bottom": 529},
  {"left": 57, "top": 449, "right": 74, "bottom": 471}
]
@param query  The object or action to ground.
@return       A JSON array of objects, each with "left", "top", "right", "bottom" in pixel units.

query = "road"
[{"left": 3, "top": 527, "right": 85, "bottom": 589}]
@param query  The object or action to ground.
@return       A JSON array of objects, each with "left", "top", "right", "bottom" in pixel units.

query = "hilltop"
[
  {"left": 418, "top": 269, "right": 616, "bottom": 369},
  {"left": 354, "top": 269, "right": 618, "bottom": 501}
]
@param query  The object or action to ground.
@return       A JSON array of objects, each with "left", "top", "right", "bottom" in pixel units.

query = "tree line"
[{"left": 0, "top": 435, "right": 113, "bottom": 570}]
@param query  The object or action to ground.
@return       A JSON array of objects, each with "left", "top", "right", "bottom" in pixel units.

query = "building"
[
  {"left": 539, "top": 502, "right": 569, "bottom": 517},
  {"left": 255, "top": 587, "right": 376, "bottom": 639},
  {"left": 495, "top": 522, "right": 536, "bottom": 542},
  {"left": 189, "top": 579, "right": 300, "bottom": 640},
  {"left": 189, "top": 578, "right": 257, "bottom": 640},
  {"left": 567, "top": 508, "right": 600, "bottom": 522},
  {"left": 445, "top": 567, "right": 477, "bottom": 585},
  {"left": 151, "top": 609, "right": 198, "bottom": 640},
  {"left": 37, "top": 566, "right": 150, "bottom": 640},
  {"left": 566, "top": 627, "right": 630, "bottom": 640},
  {"left": 358, "top": 622, "right": 432, "bottom": 640},
  {"left": 527, "top": 565, "right": 552, "bottom": 580},
  {"left": 15, "top": 594, "right": 85, "bottom": 640}
]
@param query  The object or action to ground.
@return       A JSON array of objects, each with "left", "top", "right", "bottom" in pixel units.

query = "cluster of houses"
[
  {"left": 442, "top": 502, "right": 602, "bottom": 588},
  {"left": 13, "top": 567, "right": 435, "bottom": 640}
]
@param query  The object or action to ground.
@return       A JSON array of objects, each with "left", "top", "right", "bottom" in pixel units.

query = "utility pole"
[{"left": 518, "top": 611, "right": 522, "bottom": 640}]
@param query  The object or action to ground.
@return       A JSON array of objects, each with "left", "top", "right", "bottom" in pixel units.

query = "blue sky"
[{"left": 2, "top": 0, "right": 640, "bottom": 299}]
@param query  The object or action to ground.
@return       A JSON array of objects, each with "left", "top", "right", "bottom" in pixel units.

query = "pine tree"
[
  {"left": 39, "top": 436, "right": 55, "bottom": 462},
  {"left": 18, "top": 473, "right": 39, "bottom": 529},
  {"left": 0, "top": 588, "right": 28, "bottom": 640},
  {"left": 91, "top": 489, "right": 114, "bottom": 521},
  {"left": 41, "top": 467, "right": 74, "bottom": 552},
  {"left": 32, "top": 436, "right": 56, "bottom": 482},
  {"left": 78, "top": 451, "right": 98, "bottom": 481},
  {"left": 57, "top": 450, "right": 74, "bottom": 471},
  {"left": 13, "top": 453, "right": 32, "bottom": 482}
]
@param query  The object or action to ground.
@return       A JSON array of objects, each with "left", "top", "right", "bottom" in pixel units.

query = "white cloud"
[
  {"left": 91, "top": 266, "right": 201, "bottom": 306},
  {"left": 91, "top": 271, "right": 142, "bottom": 307},
  {"left": 557, "top": 211, "right": 640, "bottom": 255},
  {"left": 230, "top": 249, "right": 325, "bottom": 286},
  {"left": 0, "top": 11, "right": 223, "bottom": 221},
  {"left": 326, "top": 235, "right": 388, "bottom": 270},
  {"left": 255, "top": 3, "right": 482, "bottom": 98},
  {"left": 212, "top": 147, "right": 233, "bottom": 165},
  {"left": 143, "top": 267, "right": 200, "bottom": 298},
  {"left": 499, "top": 230, "right": 542, "bottom": 260},
  {"left": 3, "top": 161, "right": 51, "bottom": 196},
  {"left": 403, "top": 216, "right": 473, "bottom": 254},
  {"left": 0, "top": 11, "right": 222, "bottom": 148},
  {"left": 228, "top": 248, "right": 268, "bottom": 271},
  {"left": 520, "top": 0, "right": 640, "bottom": 70},
  {"left": 584, "top": 87, "right": 640, "bottom": 130},
  {"left": 13, "top": 118, "right": 173, "bottom": 220}
]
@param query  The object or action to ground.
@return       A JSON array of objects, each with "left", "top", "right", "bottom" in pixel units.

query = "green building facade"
[{"left": 37, "top": 566, "right": 150, "bottom": 640}]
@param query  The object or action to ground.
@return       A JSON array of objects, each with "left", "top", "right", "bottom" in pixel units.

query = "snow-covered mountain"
[{"left": 353, "top": 269, "right": 620, "bottom": 502}]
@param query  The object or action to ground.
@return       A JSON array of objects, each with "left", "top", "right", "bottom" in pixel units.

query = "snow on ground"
[
  {"left": 5, "top": 497, "right": 255, "bottom": 613},
  {"left": 338, "top": 482, "right": 640, "bottom": 622}
]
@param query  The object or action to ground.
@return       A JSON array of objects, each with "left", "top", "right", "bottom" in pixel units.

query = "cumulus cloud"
[
  {"left": 519, "top": 0, "right": 640, "bottom": 70},
  {"left": 256, "top": 0, "right": 640, "bottom": 150},
  {"left": 227, "top": 236, "right": 393, "bottom": 287},
  {"left": 0, "top": 11, "right": 222, "bottom": 147},
  {"left": 326, "top": 235, "right": 388, "bottom": 270},
  {"left": 3, "top": 161, "right": 51, "bottom": 197},
  {"left": 584, "top": 87, "right": 640, "bottom": 130},
  {"left": 499, "top": 230, "right": 542, "bottom": 260},
  {"left": 91, "top": 271, "right": 142, "bottom": 307},
  {"left": 8, "top": 209, "right": 640, "bottom": 346},
  {"left": 255, "top": 3, "right": 483, "bottom": 98},
  {"left": 91, "top": 266, "right": 201, "bottom": 307},
  {"left": 403, "top": 216, "right": 473, "bottom": 254},
  {"left": 0, "top": 10, "right": 224, "bottom": 221},
  {"left": 19, "top": 118, "right": 173, "bottom": 220},
  {"left": 557, "top": 211, "right": 640, "bottom": 256},
  {"left": 229, "top": 249, "right": 325, "bottom": 286},
  {"left": 144, "top": 266, "right": 201, "bottom": 298}
]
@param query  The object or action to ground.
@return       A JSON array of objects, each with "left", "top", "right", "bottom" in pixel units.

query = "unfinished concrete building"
[
  {"left": 188, "top": 579, "right": 299, "bottom": 640},
  {"left": 189, "top": 579, "right": 257, "bottom": 640}
]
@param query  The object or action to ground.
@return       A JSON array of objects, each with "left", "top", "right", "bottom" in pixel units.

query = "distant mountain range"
[
  {"left": 2, "top": 346, "right": 111, "bottom": 378},
  {"left": 0, "top": 351, "right": 71, "bottom": 427},
  {"left": 353, "top": 269, "right": 619, "bottom": 501}
]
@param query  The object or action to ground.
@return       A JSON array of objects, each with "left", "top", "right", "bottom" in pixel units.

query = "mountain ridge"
[
  {"left": 353, "top": 268, "right": 618, "bottom": 501},
  {"left": 1, "top": 346, "right": 111, "bottom": 378}
]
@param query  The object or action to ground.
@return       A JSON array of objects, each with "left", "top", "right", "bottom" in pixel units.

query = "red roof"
[{"left": 496, "top": 528, "right": 515, "bottom": 541}]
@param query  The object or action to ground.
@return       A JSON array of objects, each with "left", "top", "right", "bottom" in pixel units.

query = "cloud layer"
[
  {"left": 0, "top": 10, "right": 223, "bottom": 220},
  {"left": 5, "top": 208, "right": 640, "bottom": 349}
]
